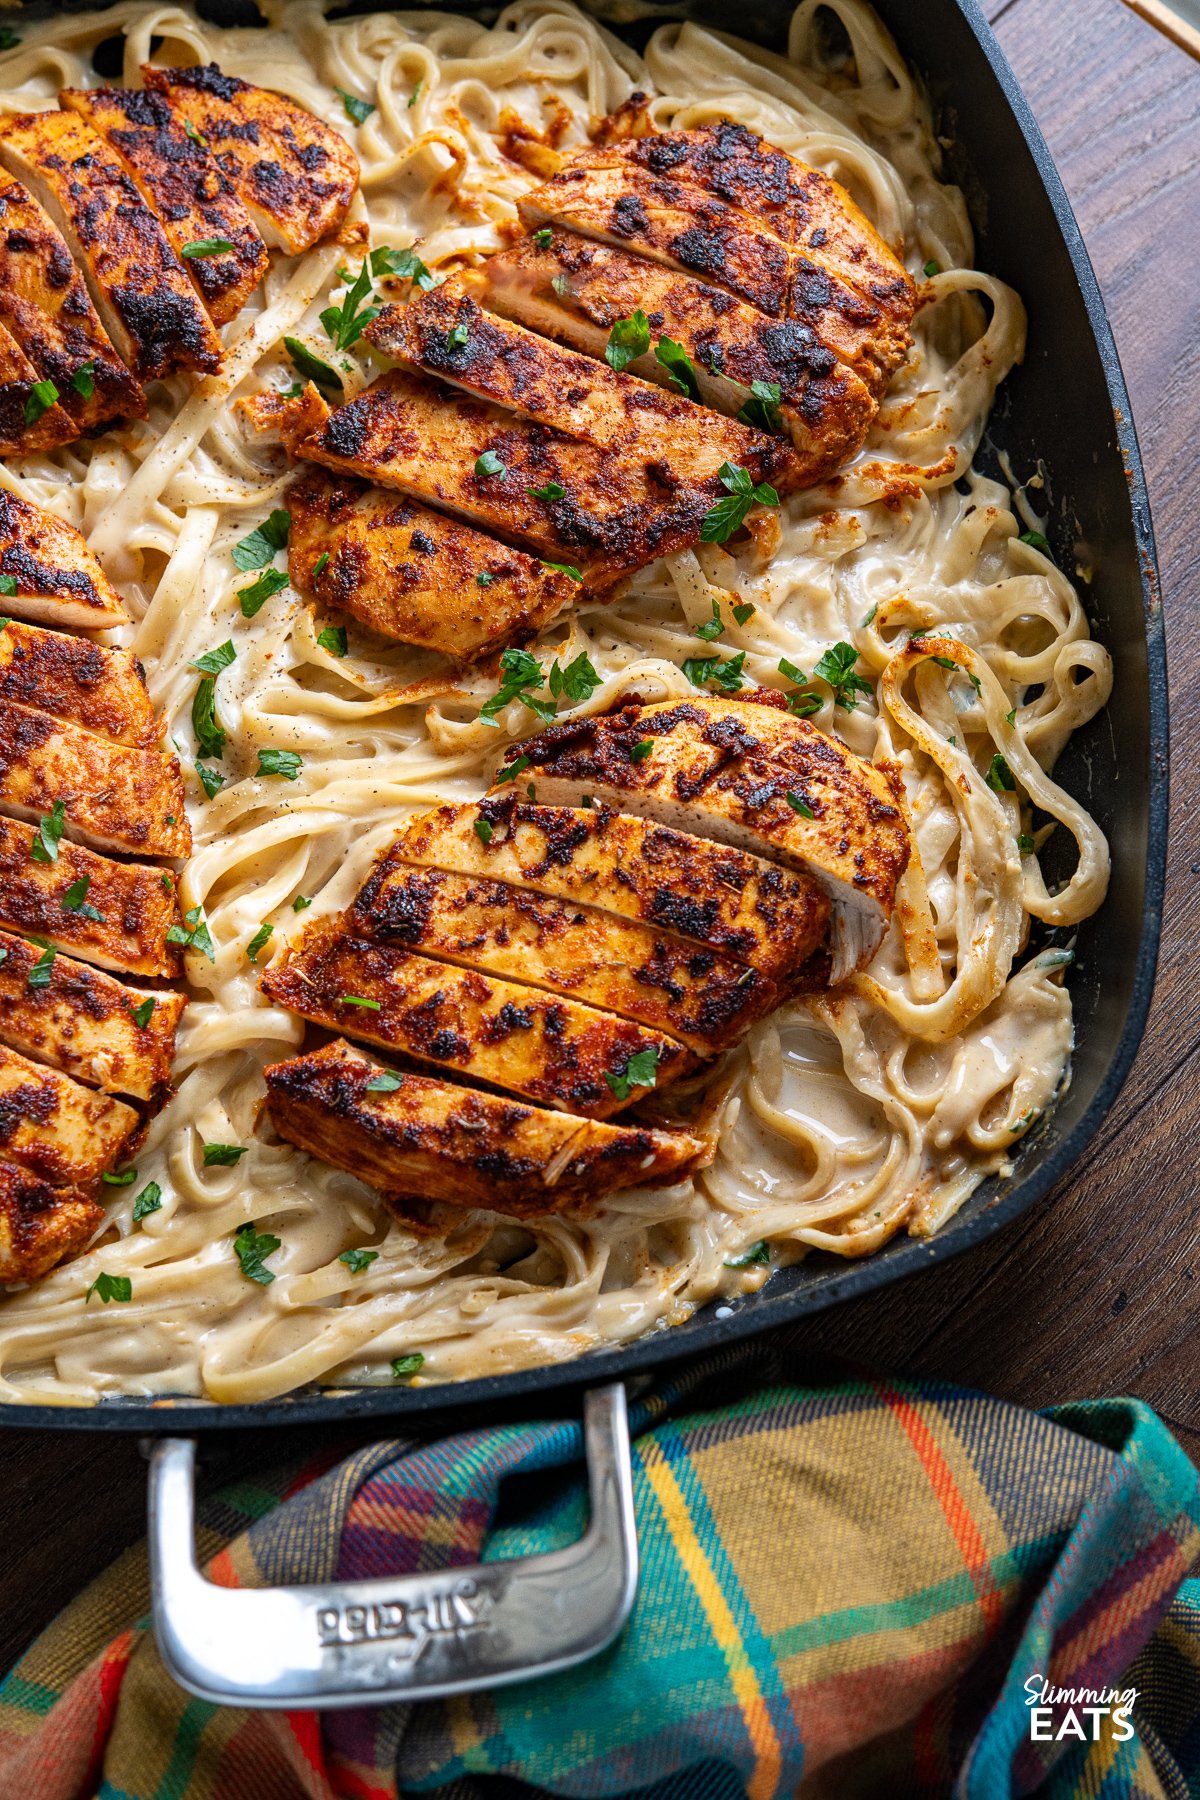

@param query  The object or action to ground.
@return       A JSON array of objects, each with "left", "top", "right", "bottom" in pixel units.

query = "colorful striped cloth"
[{"left": 1, "top": 1345, "right": 1199, "bottom": 1800}]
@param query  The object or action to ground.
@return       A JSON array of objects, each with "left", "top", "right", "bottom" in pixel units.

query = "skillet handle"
[{"left": 147, "top": 1382, "right": 637, "bottom": 1709}]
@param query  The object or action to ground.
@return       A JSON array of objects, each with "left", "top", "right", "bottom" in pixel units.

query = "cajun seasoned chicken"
[
  {"left": 141, "top": 63, "right": 359, "bottom": 254},
  {"left": 0, "top": 110, "right": 223, "bottom": 381},
  {"left": 263, "top": 1039, "right": 705, "bottom": 1218},
  {"left": 287, "top": 464, "right": 574, "bottom": 662},
  {"left": 0, "top": 1043, "right": 140, "bottom": 1186},
  {"left": 0, "top": 1159, "right": 103, "bottom": 1287},
  {"left": 0, "top": 172, "right": 146, "bottom": 435},
  {"left": 0, "top": 318, "right": 77, "bottom": 456},
  {"left": 479, "top": 231, "right": 878, "bottom": 478},
  {"left": 0, "top": 490, "right": 128, "bottom": 631},
  {"left": 0, "top": 619, "right": 157, "bottom": 746},
  {"left": 261, "top": 920, "right": 693, "bottom": 1118},
  {"left": 388, "top": 798, "right": 829, "bottom": 981},
  {"left": 366, "top": 284, "right": 797, "bottom": 481},
  {"left": 0, "top": 818, "right": 181, "bottom": 978},
  {"left": 348, "top": 862, "right": 779, "bottom": 1056},
  {"left": 506, "top": 691, "right": 909, "bottom": 980},
  {"left": 61, "top": 86, "right": 269, "bottom": 327},
  {"left": 0, "top": 700, "right": 190, "bottom": 858},
  {"left": 0, "top": 930, "right": 183, "bottom": 1105},
  {"left": 295, "top": 368, "right": 790, "bottom": 591}
]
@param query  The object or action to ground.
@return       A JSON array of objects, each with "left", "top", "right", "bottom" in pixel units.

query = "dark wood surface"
[{"left": 1, "top": 0, "right": 1197, "bottom": 1677}]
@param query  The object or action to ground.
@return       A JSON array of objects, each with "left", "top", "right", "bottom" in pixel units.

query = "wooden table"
[{"left": 1, "top": 0, "right": 1197, "bottom": 1678}]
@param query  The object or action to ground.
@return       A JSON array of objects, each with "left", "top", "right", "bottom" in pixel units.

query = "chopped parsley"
[
  {"left": 693, "top": 598, "right": 725, "bottom": 641},
  {"left": 181, "top": 238, "right": 234, "bottom": 258},
  {"left": 605, "top": 310, "right": 650, "bottom": 373},
  {"left": 129, "top": 997, "right": 155, "bottom": 1029},
  {"left": 340, "top": 1247, "right": 379, "bottom": 1273},
  {"left": 701, "top": 463, "right": 779, "bottom": 544},
  {"left": 532, "top": 227, "right": 553, "bottom": 249},
  {"left": 204, "top": 1143, "right": 248, "bottom": 1167},
  {"left": 1006, "top": 707, "right": 1017, "bottom": 727},
  {"left": 813, "top": 642, "right": 872, "bottom": 712},
  {"left": 923, "top": 258, "right": 941, "bottom": 277},
  {"left": 63, "top": 874, "right": 104, "bottom": 922},
  {"left": 494, "top": 754, "right": 530, "bottom": 786},
  {"left": 256, "top": 748, "right": 302, "bottom": 780},
  {"left": 312, "top": 551, "right": 330, "bottom": 577},
  {"left": 27, "top": 946, "right": 54, "bottom": 988},
  {"left": 339, "top": 994, "right": 382, "bottom": 1009},
  {"left": 365, "top": 1069, "right": 404, "bottom": 1093},
  {"left": 408, "top": 81, "right": 422, "bottom": 108},
  {"left": 234, "top": 1221, "right": 280, "bottom": 1285},
  {"left": 370, "top": 245, "right": 437, "bottom": 292},
  {"left": 338, "top": 88, "right": 376, "bottom": 124},
  {"left": 605, "top": 1046, "right": 660, "bottom": 1100},
  {"left": 476, "top": 571, "right": 494, "bottom": 587},
  {"left": 190, "top": 639, "right": 236, "bottom": 676},
  {"left": 284, "top": 335, "right": 344, "bottom": 396},
  {"left": 233, "top": 511, "right": 291, "bottom": 572},
  {"left": 528, "top": 481, "right": 565, "bottom": 501},
  {"left": 166, "top": 904, "right": 216, "bottom": 963},
  {"left": 732, "top": 602, "right": 756, "bottom": 625},
  {"left": 541, "top": 560, "right": 583, "bottom": 581},
  {"left": 391, "top": 1352, "right": 425, "bottom": 1380},
  {"left": 132, "top": 1181, "right": 163, "bottom": 1223},
  {"left": 317, "top": 624, "right": 348, "bottom": 657},
  {"left": 293, "top": 894, "right": 312, "bottom": 912},
  {"left": 655, "top": 336, "right": 699, "bottom": 400},
  {"left": 30, "top": 801, "right": 65, "bottom": 863},
  {"left": 71, "top": 361, "right": 96, "bottom": 399},
  {"left": 682, "top": 650, "right": 746, "bottom": 693},
  {"left": 724, "top": 1240, "right": 771, "bottom": 1268},
  {"left": 0, "top": 27, "right": 21, "bottom": 49},
  {"left": 986, "top": 752, "right": 1016, "bottom": 793},
  {"left": 474, "top": 818, "right": 494, "bottom": 844},
  {"left": 196, "top": 762, "right": 225, "bottom": 799},
  {"left": 246, "top": 922, "right": 274, "bottom": 964},
  {"left": 786, "top": 791, "right": 814, "bottom": 818},
  {"left": 24, "top": 378, "right": 59, "bottom": 426},
  {"left": 548, "top": 650, "right": 601, "bottom": 705},
  {"left": 101, "top": 1166, "right": 137, "bottom": 1186},
  {"left": 182, "top": 119, "right": 207, "bottom": 146},
  {"left": 238, "top": 566, "right": 289, "bottom": 618},
  {"left": 1018, "top": 833, "right": 1036, "bottom": 855},
  {"left": 1019, "top": 530, "right": 1051, "bottom": 553},
  {"left": 321, "top": 259, "right": 381, "bottom": 350},
  {"left": 736, "top": 379, "right": 783, "bottom": 433},
  {"left": 191, "top": 676, "right": 225, "bottom": 760},
  {"left": 862, "top": 603, "right": 879, "bottom": 627},
  {"left": 0, "top": 579, "right": 13, "bottom": 596},
  {"left": 86, "top": 1272, "right": 132, "bottom": 1305},
  {"left": 630, "top": 738, "right": 654, "bottom": 764},
  {"left": 474, "top": 449, "right": 506, "bottom": 479},
  {"left": 446, "top": 320, "right": 471, "bottom": 350},
  {"left": 479, "top": 647, "right": 554, "bottom": 724}
]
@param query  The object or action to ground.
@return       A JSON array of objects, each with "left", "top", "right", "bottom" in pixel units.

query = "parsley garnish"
[
  {"left": 321, "top": 259, "right": 380, "bottom": 351},
  {"left": 1018, "top": 833, "right": 1035, "bottom": 855},
  {"left": 0, "top": 580, "right": 13, "bottom": 597},
  {"left": 986, "top": 752, "right": 1016, "bottom": 793},
  {"left": 1019, "top": 530, "right": 1051, "bottom": 553},
  {"left": 541, "top": 560, "right": 583, "bottom": 581},
  {"left": 474, "top": 818, "right": 494, "bottom": 844},
  {"left": 86, "top": 1272, "right": 131, "bottom": 1304},
  {"left": 196, "top": 762, "right": 225, "bottom": 799},
  {"left": 340, "top": 1247, "right": 379, "bottom": 1273},
  {"left": 724, "top": 1240, "right": 771, "bottom": 1268},
  {"left": 365, "top": 1069, "right": 404, "bottom": 1093},
  {"left": 605, "top": 310, "right": 650, "bottom": 373},
  {"left": 166, "top": 904, "right": 216, "bottom": 963},
  {"left": 682, "top": 651, "right": 746, "bottom": 693},
  {"left": 312, "top": 551, "right": 330, "bottom": 577},
  {"left": 786, "top": 792, "right": 814, "bottom": 818},
  {"left": 129, "top": 997, "right": 155, "bottom": 1029},
  {"left": 246, "top": 922, "right": 274, "bottom": 964},
  {"left": 446, "top": 320, "right": 470, "bottom": 350},
  {"left": 181, "top": 238, "right": 234, "bottom": 258},
  {"left": 101, "top": 1166, "right": 137, "bottom": 1186},
  {"left": 923, "top": 258, "right": 941, "bottom": 277},
  {"left": 736, "top": 379, "right": 783, "bottom": 433},
  {"left": 182, "top": 118, "right": 207, "bottom": 146},
  {"left": 548, "top": 650, "right": 601, "bottom": 705},
  {"left": 630, "top": 738, "right": 654, "bottom": 763},
  {"left": 190, "top": 639, "right": 236, "bottom": 676},
  {"left": 30, "top": 800, "right": 65, "bottom": 863},
  {"left": 408, "top": 81, "right": 422, "bottom": 108},
  {"left": 234, "top": 1221, "right": 280, "bottom": 1285},
  {"left": 532, "top": 227, "right": 553, "bottom": 249},
  {"left": 132, "top": 1181, "right": 162, "bottom": 1223},
  {"left": 0, "top": 27, "right": 21, "bottom": 49},
  {"left": 204, "top": 1143, "right": 248, "bottom": 1167},
  {"left": 338, "top": 88, "right": 375, "bottom": 124},
  {"left": 192, "top": 676, "right": 225, "bottom": 759},
  {"left": 284, "top": 336, "right": 344, "bottom": 396},
  {"left": 655, "top": 336, "right": 699, "bottom": 399},
  {"left": 370, "top": 245, "right": 438, "bottom": 292},
  {"left": 317, "top": 625, "right": 347, "bottom": 657},
  {"left": 732, "top": 602, "right": 755, "bottom": 625},
  {"left": 238, "top": 566, "right": 289, "bottom": 618},
  {"left": 479, "top": 647, "right": 554, "bottom": 724},
  {"left": 233, "top": 510, "right": 291, "bottom": 571},
  {"left": 27, "top": 948, "right": 55, "bottom": 988},
  {"left": 339, "top": 994, "right": 382, "bottom": 1009},
  {"left": 256, "top": 748, "right": 302, "bottom": 780},
  {"left": 494, "top": 754, "right": 530, "bottom": 786},
  {"left": 293, "top": 894, "right": 312, "bottom": 912},
  {"left": 24, "top": 378, "right": 59, "bottom": 426},
  {"left": 701, "top": 463, "right": 779, "bottom": 544},
  {"left": 694, "top": 598, "right": 725, "bottom": 641},
  {"left": 476, "top": 571, "right": 494, "bottom": 587},
  {"left": 71, "top": 361, "right": 96, "bottom": 399},
  {"left": 391, "top": 1352, "right": 425, "bottom": 1380},
  {"left": 813, "top": 642, "right": 872, "bottom": 712},
  {"left": 475, "top": 449, "right": 506, "bottom": 479},
  {"left": 605, "top": 1046, "right": 660, "bottom": 1100},
  {"left": 62, "top": 874, "right": 104, "bottom": 921},
  {"left": 528, "top": 481, "right": 565, "bottom": 501}
]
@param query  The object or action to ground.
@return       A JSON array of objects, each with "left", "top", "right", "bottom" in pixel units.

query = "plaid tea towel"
[{"left": 0, "top": 1344, "right": 1198, "bottom": 1800}]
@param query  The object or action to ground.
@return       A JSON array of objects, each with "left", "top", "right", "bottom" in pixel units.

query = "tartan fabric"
[{"left": 1, "top": 1346, "right": 1199, "bottom": 1800}]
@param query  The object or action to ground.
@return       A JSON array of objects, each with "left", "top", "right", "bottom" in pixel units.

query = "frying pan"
[{"left": 0, "top": 0, "right": 1167, "bottom": 1711}]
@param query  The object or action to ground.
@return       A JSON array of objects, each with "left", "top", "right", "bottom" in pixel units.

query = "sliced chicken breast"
[
  {"left": 349, "top": 861, "right": 778, "bottom": 1056},
  {"left": 61, "top": 86, "right": 268, "bottom": 327},
  {"left": 260, "top": 920, "right": 694, "bottom": 1118},
  {"left": 142, "top": 63, "right": 359, "bottom": 253},
  {"left": 0, "top": 488, "right": 128, "bottom": 631},
  {"left": 0, "top": 1042, "right": 140, "bottom": 1186},
  {"left": 479, "top": 231, "right": 879, "bottom": 472},
  {"left": 0, "top": 171, "right": 146, "bottom": 432},
  {"left": 389, "top": 798, "right": 830, "bottom": 981},
  {"left": 287, "top": 464, "right": 574, "bottom": 662},
  {"left": 0, "top": 317, "right": 79, "bottom": 455},
  {"left": 0, "top": 700, "right": 190, "bottom": 858},
  {"left": 0, "top": 110, "right": 223, "bottom": 380},
  {"left": 367, "top": 283, "right": 796, "bottom": 483},
  {"left": 263, "top": 1039, "right": 705, "bottom": 1218},
  {"left": 297, "top": 368, "right": 784, "bottom": 591},
  {"left": 0, "top": 817, "right": 181, "bottom": 977},
  {"left": 0, "top": 1159, "right": 103, "bottom": 1287},
  {"left": 0, "top": 930, "right": 183, "bottom": 1105},
  {"left": 0, "top": 618, "right": 158, "bottom": 746},
  {"left": 508, "top": 691, "right": 909, "bottom": 980}
]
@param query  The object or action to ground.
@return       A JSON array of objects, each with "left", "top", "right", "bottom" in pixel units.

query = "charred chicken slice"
[
  {"left": 480, "top": 231, "right": 879, "bottom": 474},
  {"left": 0, "top": 700, "right": 190, "bottom": 859},
  {"left": 0, "top": 1159, "right": 103, "bottom": 1287},
  {"left": 60, "top": 86, "right": 268, "bottom": 327},
  {"left": 0, "top": 618, "right": 157, "bottom": 746},
  {"left": 388, "top": 798, "right": 829, "bottom": 981},
  {"left": 0, "top": 317, "right": 78, "bottom": 456},
  {"left": 507, "top": 691, "right": 909, "bottom": 980},
  {"left": 287, "top": 464, "right": 574, "bottom": 662},
  {"left": 0, "top": 818, "right": 181, "bottom": 978},
  {"left": 366, "top": 284, "right": 796, "bottom": 482},
  {"left": 348, "top": 862, "right": 779, "bottom": 1056},
  {"left": 0, "top": 1042, "right": 140, "bottom": 1186},
  {"left": 261, "top": 920, "right": 693, "bottom": 1118},
  {"left": 0, "top": 930, "right": 182, "bottom": 1105},
  {"left": 0, "top": 110, "right": 223, "bottom": 381},
  {"left": 0, "top": 489, "right": 128, "bottom": 631},
  {"left": 263, "top": 1039, "right": 705, "bottom": 1218},
  {"left": 141, "top": 63, "right": 359, "bottom": 254},
  {"left": 296, "top": 368, "right": 786, "bottom": 591},
  {"left": 0, "top": 172, "right": 145, "bottom": 435}
]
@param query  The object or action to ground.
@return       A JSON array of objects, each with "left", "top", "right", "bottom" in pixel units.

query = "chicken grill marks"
[
  {"left": 0, "top": 1160, "right": 103, "bottom": 1288},
  {"left": 0, "top": 489, "right": 128, "bottom": 631},
  {"left": 0, "top": 618, "right": 158, "bottom": 746}
]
